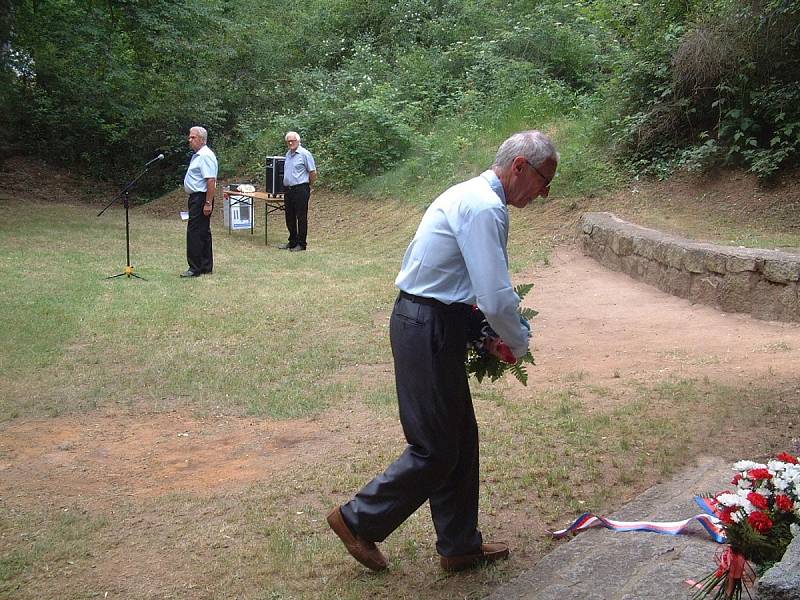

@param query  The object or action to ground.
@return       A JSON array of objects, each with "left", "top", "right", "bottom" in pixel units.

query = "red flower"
[
  {"left": 719, "top": 506, "right": 737, "bottom": 525},
  {"left": 776, "top": 494, "right": 794, "bottom": 512},
  {"left": 731, "top": 473, "right": 743, "bottom": 485},
  {"left": 747, "top": 511, "right": 773, "bottom": 533},
  {"left": 747, "top": 468, "right": 772, "bottom": 481},
  {"left": 495, "top": 341, "right": 517, "bottom": 364},
  {"left": 747, "top": 491, "right": 769, "bottom": 510},
  {"left": 776, "top": 452, "right": 799, "bottom": 465},
  {"left": 485, "top": 337, "right": 517, "bottom": 364}
]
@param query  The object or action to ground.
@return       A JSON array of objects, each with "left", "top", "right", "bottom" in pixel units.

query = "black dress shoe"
[
  {"left": 278, "top": 243, "right": 295, "bottom": 250},
  {"left": 180, "top": 270, "right": 201, "bottom": 278},
  {"left": 290, "top": 245, "right": 306, "bottom": 252}
]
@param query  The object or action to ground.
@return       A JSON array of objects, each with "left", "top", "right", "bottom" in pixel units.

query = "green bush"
[
  {"left": 318, "top": 95, "right": 414, "bottom": 187},
  {"left": 606, "top": 0, "right": 800, "bottom": 179}
]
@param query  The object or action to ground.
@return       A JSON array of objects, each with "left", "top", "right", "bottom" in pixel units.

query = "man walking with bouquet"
[{"left": 327, "top": 130, "right": 558, "bottom": 571}]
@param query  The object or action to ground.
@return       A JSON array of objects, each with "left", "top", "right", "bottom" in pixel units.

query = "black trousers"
[
  {"left": 187, "top": 192, "right": 213, "bottom": 274},
  {"left": 283, "top": 183, "right": 310, "bottom": 249},
  {"left": 340, "top": 292, "right": 483, "bottom": 557}
]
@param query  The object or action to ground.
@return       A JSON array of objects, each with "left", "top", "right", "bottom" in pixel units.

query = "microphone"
[{"left": 145, "top": 153, "right": 165, "bottom": 167}]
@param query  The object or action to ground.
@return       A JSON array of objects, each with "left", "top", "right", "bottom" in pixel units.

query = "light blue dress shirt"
[
  {"left": 395, "top": 170, "right": 529, "bottom": 358},
  {"left": 283, "top": 145, "right": 316, "bottom": 186},
  {"left": 183, "top": 145, "right": 218, "bottom": 193}
]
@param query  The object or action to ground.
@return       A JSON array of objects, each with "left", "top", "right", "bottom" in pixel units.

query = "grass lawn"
[{"left": 1, "top": 179, "right": 799, "bottom": 599}]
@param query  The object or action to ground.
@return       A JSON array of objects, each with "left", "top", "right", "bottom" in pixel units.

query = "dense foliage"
[
  {"left": 604, "top": 0, "right": 800, "bottom": 179},
  {"left": 1, "top": 0, "right": 798, "bottom": 196}
]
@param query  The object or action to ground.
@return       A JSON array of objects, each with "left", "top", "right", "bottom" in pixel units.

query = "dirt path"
[
  {"left": 3, "top": 248, "right": 799, "bottom": 506},
  {"left": 528, "top": 248, "right": 800, "bottom": 389}
]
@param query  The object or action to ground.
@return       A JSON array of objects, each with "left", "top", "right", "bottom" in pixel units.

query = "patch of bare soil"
[{"left": 0, "top": 413, "right": 331, "bottom": 510}]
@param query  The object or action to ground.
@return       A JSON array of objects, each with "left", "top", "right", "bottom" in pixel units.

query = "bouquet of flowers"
[
  {"left": 692, "top": 451, "right": 800, "bottom": 600},
  {"left": 465, "top": 283, "right": 536, "bottom": 385}
]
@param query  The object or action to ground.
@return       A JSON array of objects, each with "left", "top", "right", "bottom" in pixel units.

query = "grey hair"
[
  {"left": 285, "top": 130, "right": 301, "bottom": 142},
  {"left": 191, "top": 126, "right": 208, "bottom": 143},
  {"left": 493, "top": 130, "right": 559, "bottom": 169}
]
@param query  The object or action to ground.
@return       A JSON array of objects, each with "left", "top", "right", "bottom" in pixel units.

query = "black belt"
[
  {"left": 284, "top": 182, "right": 309, "bottom": 190},
  {"left": 398, "top": 291, "right": 471, "bottom": 312}
]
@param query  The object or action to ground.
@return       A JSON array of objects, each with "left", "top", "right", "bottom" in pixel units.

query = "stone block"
[
  {"left": 610, "top": 232, "right": 621, "bottom": 255},
  {"left": 633, "top": 236, "right": 656, "bottom": 260},
  {"left": 662, "top": 266, "right": 691, "bottom": 298},
  {"left": 718, "top": 272, "right": 756, "bottom": 313},
  {"left": 580, "top": 235, "right": 594, "bottom": 256},
  {"left": 589, "top": 241, "right": 605, "bottom": 263},
  {"left": 756, "top": 534, "right": 800, "bottom": 600},
  {"left": 652, "top": 241, "right": 670, "bottom": 264},
  {"left": 644, "top": 261, "right": 668, "bottom": 292},
  {"left": 783, "top": 283, "right": 800, "bottom": 322},
  {"left": 601, "top": 245, "right": 622, "bottom": 271},
  {"left": 611, "top": 232, "right": 634, "bottom": 256},
  {"left": 663, "top": 244, "right": 687, "bottom": 270},
  {"left": 762, "top": 259, "right": 800, "bottom": 284},
  {"left": 591, "top": 226, "right": 611, "bottom": 248},
  {"left": 689, "top": 273, "right": 723, "bottom": 306},
  {"left": 620, "top": 255, "right": 640, "bottom": 279},
  {"left": 727, "top": 251, "right": 759, "bottom": 273},
  {"left": 752, "top": 281, "right": 800, "bottom": 322},
  {"left": 704, "top": 251, "right": 728, "bottom": 274},
  {"left": 683, "top": 247, "right": 707, "bottom": 273},
  {"left": 751, "top": 279, "right": 785, "bottom": 321}
]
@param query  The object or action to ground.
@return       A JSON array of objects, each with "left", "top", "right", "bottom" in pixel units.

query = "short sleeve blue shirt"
[
  {"left": 184, "top": 145, "right": 218, "bottom": 193},
  {"left": 283, "top": 145, "right": 316, "bottom": 186}
]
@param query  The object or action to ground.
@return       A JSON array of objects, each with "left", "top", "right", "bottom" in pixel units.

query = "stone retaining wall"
[{"left": 578, "top": 212, "right": 800, "bottom": 322}]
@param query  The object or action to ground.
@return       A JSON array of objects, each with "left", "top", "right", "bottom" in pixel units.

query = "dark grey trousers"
[{"left": 340, "top": 292, "right": 483, "bottom": 557}]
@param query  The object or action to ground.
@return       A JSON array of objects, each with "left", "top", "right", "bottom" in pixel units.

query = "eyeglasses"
[
  {"left": 524, "top": 160, "right": 552, "bottom": 190},
  {"left": 286, "top": 139, "right": 299, "bottom": 144}
]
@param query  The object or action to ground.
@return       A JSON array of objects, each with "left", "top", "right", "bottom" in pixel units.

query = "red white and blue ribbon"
[{"left": 550, "top": 496, "right": 726, "bottom": 544}]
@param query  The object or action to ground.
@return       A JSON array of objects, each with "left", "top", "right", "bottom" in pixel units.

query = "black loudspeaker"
[{"left": 265, "top": 156, "right": 285, "bottom": 196}]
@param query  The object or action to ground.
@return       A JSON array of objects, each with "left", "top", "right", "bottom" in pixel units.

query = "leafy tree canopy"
[{"left": 1, "top": 0, "right": 797, "bottom": 195}]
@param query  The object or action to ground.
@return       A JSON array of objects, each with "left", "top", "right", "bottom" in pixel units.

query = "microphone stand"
[{"left": 98, "top": 161, "right": 156, "bottom": 280}]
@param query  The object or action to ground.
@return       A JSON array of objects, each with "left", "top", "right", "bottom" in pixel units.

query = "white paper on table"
[{"left": 180, "top": 211, "right": 189, "bottom": 221}]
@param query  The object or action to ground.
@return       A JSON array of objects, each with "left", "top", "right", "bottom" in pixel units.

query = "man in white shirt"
[
  {"left": 182, "top": 126, "right": 217, "bottom": 277},
  {"left": 327, "top": 130, "right": 558, "bottom": 572}
]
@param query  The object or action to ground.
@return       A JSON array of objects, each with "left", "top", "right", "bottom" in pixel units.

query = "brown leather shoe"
[
  {"left": 326, "top": 506, "right": 388, "bottom": 571},
  {"left": 439, "top": 542, "right": 509, "bottom": 572}
]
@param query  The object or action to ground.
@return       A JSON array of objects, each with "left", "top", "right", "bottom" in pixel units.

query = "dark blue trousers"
[{"left": 340, "top": 292, "right": 483, "bottom": 557}]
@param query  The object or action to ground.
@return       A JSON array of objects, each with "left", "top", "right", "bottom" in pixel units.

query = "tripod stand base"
[{"left": 105, "top": 265, "right": 146, "bottom": 280}]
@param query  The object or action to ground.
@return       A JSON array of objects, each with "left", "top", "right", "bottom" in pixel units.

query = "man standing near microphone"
[{"left": 181, "top": 126, "right": 218, "bottom": 277}]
